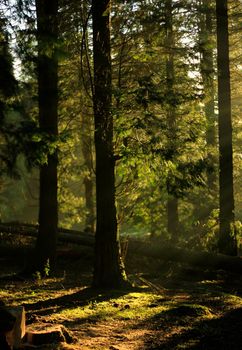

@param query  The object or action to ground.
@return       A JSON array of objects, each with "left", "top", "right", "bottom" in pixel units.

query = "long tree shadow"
[{"left": 143, "top": 306, "right": 242, "bottom": 349}]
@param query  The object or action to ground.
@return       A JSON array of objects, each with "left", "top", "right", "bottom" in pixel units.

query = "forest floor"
[{"left": 1, "top": 242, "right": 242, "bottom": 349}]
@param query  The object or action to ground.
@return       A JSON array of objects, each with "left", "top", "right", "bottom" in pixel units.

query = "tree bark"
[
  {"left": 199, "top": 0, "right": 217, "bottom": 191},
  {"left": 34, "top": 0, "right": 59, "bottom": 272},
  {"left": 92, "top": 0, "right": 127, "bottom": 287},
  {"left": 216, "top": 0, "right": 236, "bottom": 255},
  {"left": 83, "top": 156, "right": 95, "bottom": 233},
  {"left": 80, "top": 0, "right": 95, "bottom": 234},
  {"left": 167, "top": 197, "right": 179, "bottom": 240}
]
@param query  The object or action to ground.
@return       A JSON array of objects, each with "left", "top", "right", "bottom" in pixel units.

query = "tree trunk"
[
  {"left": 81, "top": 103, "right": 95, "bottom": 234},
  {"left": 82, "top": 144, "right": 95, "bottom": 232},
  {"left": 92, "top": 0, "right": 127, "bottom": 288},
  {"left": 199, "top": 0, "right": 217, "bottom": 191},
  {"left": 216, "top": 0, "right": 236, "bottom": 255},
  {"left": 34, "top": 0, "right": 59, "bottom": 272},
  {"left": 80, "top": 0, "right": 95, "bottom": 234},
  {"left": 167, "top": 196, "right": 179, "bottom": 241},
  {"left": 165, "top": 0, "right": 179, "bottom": 241}
]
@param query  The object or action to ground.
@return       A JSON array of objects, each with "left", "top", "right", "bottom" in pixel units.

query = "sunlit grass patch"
[
  {"left": 199, "top": 279, "right": 222, "bottom": 285},
  {"left": 176, "top": 339, "right": 200, "bottom": 349},
  {"left": 197, "top": 290, "right": 242, "bottom": 312},
  {"left": 221, "top": 293, "right": 242, "bottom": 308},
  {"left": 0, "top": 277, "right": 82, "bottom": 306},
  {"left": 49, "top": 292, "right": 170, "bottom": 324},
  {"left": 0, "top": 289, "right": 9, "bottom": 299},
  {"left": 0, "top": 286, "right": 60, "bottom": 306}
]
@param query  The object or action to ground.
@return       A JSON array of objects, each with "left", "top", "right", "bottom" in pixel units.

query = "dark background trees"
[{"left": 0, "top": 14, "right": 18, "bottom": 175}]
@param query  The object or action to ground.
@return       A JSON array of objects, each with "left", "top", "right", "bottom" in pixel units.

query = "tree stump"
[
  {"left": 0, "top": 305, "right": 25, "bottom": 349},
  {"left": 24, "top": 323, "right": 74, "bottom": 347}
]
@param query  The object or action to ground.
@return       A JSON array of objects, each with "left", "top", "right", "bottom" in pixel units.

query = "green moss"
[
  {"left": 221, "top": 293, "right": 242, "bottom": 307},
  {"left": 52, "top": 292, "right": 170, "bottom": 323}
]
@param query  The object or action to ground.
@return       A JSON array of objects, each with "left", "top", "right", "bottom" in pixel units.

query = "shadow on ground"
[{"left": 143, "top": 306, "right": 242, "bottom": 349}]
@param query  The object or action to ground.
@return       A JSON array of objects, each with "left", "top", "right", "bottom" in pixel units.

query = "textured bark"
[
  {"left": 92, "top": 0, "right": 127, "bottom": 287},
  {"left": 34, "top": 0, "right": 59, "bottom": 272},
  {"left": 80, "top": 0, "right": 95, "bottom": 234},
  {"left": 81, "top": 108, "right": 95, "bottom": 233},
  {"left": 83, "top": 171, "right": 95, "bottom": 233},
  {"left": 199, "top": 0, "right": 217, "bottom": 191},
  {"left": 216, "top": 0, "right": 236, "bottom": 255}
]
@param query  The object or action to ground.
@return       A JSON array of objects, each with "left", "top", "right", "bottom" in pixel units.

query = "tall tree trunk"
[
  {"left": 80, "top": 0, "right": 95, "bottom": 234},
  {"left": 92, "top": 0, "right": 127, "bottom": 288},
  {"left": 34, "top": 0, "right": 59, "bottom": 272},
  {"left": 165, "top": 0, "right": 179, "bottom": 241},
  {"left": 199, "top": 0, "right": 216, "bottom": 191},
  {"left": 216, "top": 0, "right": 236, "bottom": 255},
  {"left": 81, "top": 106, "right": 95, "bottom": 233}
]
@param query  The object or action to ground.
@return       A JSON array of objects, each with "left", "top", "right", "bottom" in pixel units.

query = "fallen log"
[
  {"left": 1, "top": 222, "right": 242, "bottom": 274},
  {"left": 128, "top": 240, "right": 242, "bottom": 274},
  {"left": 0, "top": 223, "right": 94, "bottom": 247}
]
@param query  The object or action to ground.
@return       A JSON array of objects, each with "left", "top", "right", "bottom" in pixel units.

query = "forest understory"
[
  {"left": 1, "top": 241, "right": 242, "bottom": 350},
  {"left": 1, "top": 0, "right": 242, "bottom": 348}
]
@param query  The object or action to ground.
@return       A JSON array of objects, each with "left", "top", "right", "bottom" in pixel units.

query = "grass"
[
  {"left": 54, "top": 292, "right": 170, "bottom": 324},
  {"left": 2, "top": 246, "right": 242, "bottom": 349}
]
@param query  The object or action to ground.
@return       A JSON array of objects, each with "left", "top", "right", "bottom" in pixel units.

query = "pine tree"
[
  {"left": 92, "top": 0, "right": 128, "bottom": 288},
  {"left": 33, "top": 0, "right": 59, "bottom": 272},
  {"left": 216, "top": 0, "right": 237, "bottom": 255}
]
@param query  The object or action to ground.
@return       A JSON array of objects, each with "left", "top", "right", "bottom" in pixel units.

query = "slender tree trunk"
[
  {"left": 81, "top": 107, "right": 95, "bottom": 233},
  {"left": 165, "top": 0, "right": 179, "bottom": 241},
  {"left": 80, "top": 0, "right": 95, "bottom": 233},
  {"left": 92, "top": 0, "right": 127, "bottom": 288},
  {"left": 34, "top": 0, "right": 59, "bottom": 272},
  {"left": 216, "top": 0, "right": 236, "bottom": 255},
  {"left": 199, "top": 0, "right": 216, "bottom": 191},
  {"left": 167, "top": 197, "right": 179, "bottom": 239}
]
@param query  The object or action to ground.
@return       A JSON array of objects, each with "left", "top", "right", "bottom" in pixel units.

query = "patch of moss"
[
  {"left": 52, "top": 292, "right": 170, "bottom": 324},
  {"left": 221, "top": 293, "right": 242, "bottom": 308}
]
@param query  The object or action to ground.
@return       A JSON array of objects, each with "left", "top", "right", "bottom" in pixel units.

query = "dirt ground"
[{"left": 1, "top": 245, "right": 242, "bottom": 349}]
